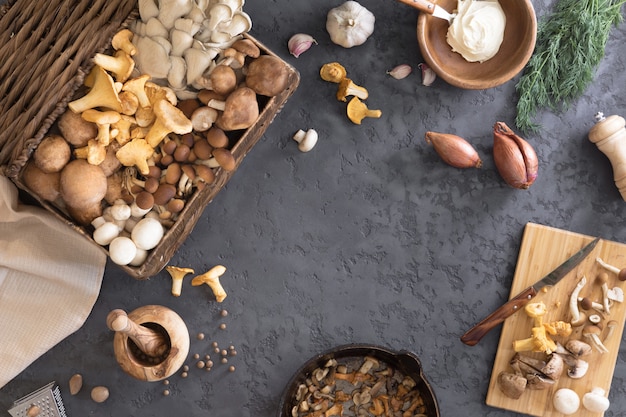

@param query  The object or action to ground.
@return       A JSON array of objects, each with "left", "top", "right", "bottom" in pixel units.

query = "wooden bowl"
[
  {"left": 278, "top": 344, "right": 440, "bottom": 417},
  {"left": 417, "top": 0, "right": 537, "bottom": 89}
]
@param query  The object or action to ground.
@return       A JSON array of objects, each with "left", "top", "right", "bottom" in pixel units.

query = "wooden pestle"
[{"left": 106, "top": 309, "right": 169, "bottom": 358}]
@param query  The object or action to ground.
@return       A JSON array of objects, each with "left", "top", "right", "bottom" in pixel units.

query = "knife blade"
[
  {"left": 396, "top": 0, "right": 456, "bottom": 23},
  {"left": 460, "top": 237, "right": 600, "bottom": 346}
]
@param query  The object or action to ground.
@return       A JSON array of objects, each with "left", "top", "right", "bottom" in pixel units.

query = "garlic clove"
[
  {"left": 493, "top": 121, "right": 538, "bottom": 189},
  {"left": 425, "top": 131, "right": 482, "bottom": 169},
  {"left": 418, "top": 63, "right": 436, "bottom": 86},
  {"left": 386, "top": 64, "right": 412, "bottom": 80},
  {"left": 288, "top": 33, "right": 317, "bottom": 58}
]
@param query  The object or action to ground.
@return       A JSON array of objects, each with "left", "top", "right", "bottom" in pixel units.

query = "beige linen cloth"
[{"left": 0, "top": 176, "right": 106, "bottom": 388}]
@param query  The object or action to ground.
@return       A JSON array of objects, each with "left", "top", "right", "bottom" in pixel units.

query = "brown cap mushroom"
[
  {"left": 245, "top": 55, "right": 290, "bottom": 97},
  {"left": 57, "top": 109, "right": 98, "bottom": 147},
  {"left": 60, "top": 159, "right": 107, "bottom": 211},
  {"left": 207, "top": 65, "right": 237, "bottom": 96},
  {"left": 32, "top": 134, "right": 71, "bottom": 173},
  {"left": 211, "top": 87, "right": 259, "bottom": 131},
  {"left": 232, "top": 38, "right": 261, "bottom": 59},
  {"left": 68, "top": 65, "right": 123, "bottom": 113},
  {"left": 21, "top": 162, "right": 61, "bottom": 202},
  {"left": 205, "top": 127, "right": 229, "bottom": 148},
  {"left": 497, "top": 371, "right": 527, "bottom": 399},
  {"left": 190, "top": 106, "right": 219, "bottom": 132}
]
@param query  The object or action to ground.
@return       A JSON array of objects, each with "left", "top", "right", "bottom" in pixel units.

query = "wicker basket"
[{"left": 0, "top": 0, "right": 300, "bottom": 279}]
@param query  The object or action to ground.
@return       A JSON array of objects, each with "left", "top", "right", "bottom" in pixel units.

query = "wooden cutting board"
[{"left": 486, "top": 222, "right": 626, "bottom": 416}]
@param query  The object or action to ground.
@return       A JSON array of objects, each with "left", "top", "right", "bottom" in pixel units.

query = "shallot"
[
  {"left": 493, "top": 122, "right": 538, "bottom": 189},
  {"left": 425, "top": 131, "right": 482, "bottom": 168}
]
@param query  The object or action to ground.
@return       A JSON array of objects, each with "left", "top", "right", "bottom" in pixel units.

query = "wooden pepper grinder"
[
  {"left": 107, "top": 305, "right": 189, "bottom": 382},
  {"left": 589, "top": 112, "right": 626, "bottom": 200}
]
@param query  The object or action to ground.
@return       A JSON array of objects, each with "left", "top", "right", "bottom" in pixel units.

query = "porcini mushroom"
[
  {"left": 245, "top": 55, "right": 290, "bottom": 97},
  {"left": 346, "top": 97, "right": 382, "bottom": 125},
  {"left": 68, "top": 65, "right": 123, "bottom": 113},
  {"left": 211, "top": 87, "right": 259, "bottom": 131},
  {"left": 191, "top": 265, "right": 227, "bottom": 302},
  {"left": 166, "top": 265, "right": 195, "bottom": 297},
  {"left": 145, "top": 99, "right": 193, "bottom": 147}
]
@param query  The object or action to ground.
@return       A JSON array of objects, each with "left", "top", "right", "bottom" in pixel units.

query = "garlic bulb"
[
  {"left": 493, "top": 122, "right": 538, "bottom": 189},
  {"left": 326, "top": 1, "right": 375, "bottom": 48}
]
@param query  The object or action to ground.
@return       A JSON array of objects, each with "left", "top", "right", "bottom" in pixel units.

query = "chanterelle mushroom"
[
  {"left": 191, "top": 265, "right": 227, "bottom": 302},
  {"left": 346, "top": 97, "right": 382, "bottom": 125},
  {"left": 145, "top": 99, "right": 193, "bottom": 147},
  {"left": 68, "top": 65, "right": 123, "bottom": 113},
  {"left": 166, "top": 265, "right": 195, "bottom": 297}
]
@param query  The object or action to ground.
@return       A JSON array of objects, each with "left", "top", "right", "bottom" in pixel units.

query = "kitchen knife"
[
  {"left": 396, "top": 0, "right": 456, "bottom": 23},
  {"left": 460, "top": 237, "right": 600, "bottom": 346}
]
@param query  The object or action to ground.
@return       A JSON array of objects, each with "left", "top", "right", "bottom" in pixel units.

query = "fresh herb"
[{"left": 515, "top": 0, "right": 626, "bottom": 133}]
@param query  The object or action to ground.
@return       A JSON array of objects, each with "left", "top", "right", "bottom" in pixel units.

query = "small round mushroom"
[
  {"left": 33, "top": 134, "right": 71, "bottom": 173},
  {"left": 109, "top": 236, "right": 138, "bottom": 266},
  {"left": 206, "top": 65, "right": 237, "bottom": 96},
  {"left": 553, "top": 388, "right": 580, "bottom": 415},
  {"left": 205, "top": 127, "right": 229, "bottom": 148},
  {"left": 191, "top": 106, "right": 219, "bottom": 132}
]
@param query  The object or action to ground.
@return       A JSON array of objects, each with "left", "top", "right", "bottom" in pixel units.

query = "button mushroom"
[
  {"left": 32, "top": 134, "right": 71, "bottom": 173},
  {"left": 131, "top": 217, "right": 164, "bottom": 251},
  {"left": 57, "top": 109, "right": 98, "bottom": 147},
  {"left": 293, "top": 129, "right": 318, "bottom": 152},
  {"left": 582, "top": 387, "right": 610, "bottom": 412},
  {"left": 60, "top": 159, "right": 108, "bottom": 213},
  {"left": 553, "top": 388, "right": 580, "bottom": 415}
]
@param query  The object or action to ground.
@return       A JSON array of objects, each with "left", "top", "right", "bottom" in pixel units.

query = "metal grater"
[{"left": 8, "top": 382, "right": 67, "bottom": 417}]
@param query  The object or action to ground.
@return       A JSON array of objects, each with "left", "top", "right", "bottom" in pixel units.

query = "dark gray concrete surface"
[{"left": 2, "top": 1, "right": 626, "bottom": 416}]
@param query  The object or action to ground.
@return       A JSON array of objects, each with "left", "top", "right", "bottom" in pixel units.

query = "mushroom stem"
[
  {"left": 165, "top": 266, "right": 195, "bottom": 297},
  {"left": 569, "top": 276, "right": 587, "bottom": 326}
]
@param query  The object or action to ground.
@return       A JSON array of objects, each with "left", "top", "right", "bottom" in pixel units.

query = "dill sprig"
[{"left": 515, "top": 0, "right": 626, "bottom": 133}]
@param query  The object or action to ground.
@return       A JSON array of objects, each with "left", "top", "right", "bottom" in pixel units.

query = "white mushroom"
[
  {"left": 158, "top": 0, "right": 193, "bottom": 29},
  {"left": 569, "top": 276, "right": 587, "bottom": 326},
  {"left": 138, "top": 0, "right": 159, "bottom": 22},
  {"left": 145, "top": 17, "right": 169, "bottom": 38},
  {"left": 93, "top": 222, "right": 121, "bottom": 246},
  {"left": 131, "top": 217, "right": 164, "bottom": 250},
  {"left": 215, "top": 11, "right": 252, "bottom": 38},
  {"left": 109, "top": 236, "right": 138, "bottom": 266},
  {"left": 206, "top": 3, "right": 233, "bottom": 32},
  {"left": 553, "top": 388, "right": 580, "bottom": 415},
  {"left": 582, "top": 387, "right": 610, "bottom": 412},
  {"left": 293, "top": 129, "right": 318, "bottom": 152},
  {"left": 133, "top": 35, "right": 172, "bottom": 79}
]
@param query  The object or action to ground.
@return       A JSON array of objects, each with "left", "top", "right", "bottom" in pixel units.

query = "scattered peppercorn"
[
  {"left": 196, "top": 360, "right": 205, "bottom": 369},
  {"left": 221, "top": 349, "right": 228, "bottom": 356},
  {"left": 228, "top": 365, "right": 235, "bottom": 372},
  {"left": 163, "top": 390, "right": 170, "bottom": 396},
  {"left": 193, "top": 353, "right": 200, "bottom": 359},
  {"left": 197, "top": 333, "right": 205, "bottom": 340},
  {"left": 219, "top": 323, "right": 226, "bottom": 330},
  {"left": 221, "top": 357, "right": 228, "bottom": 364},
  {"left": 220, "top": 309, "right": 228, "bottom": 317}
]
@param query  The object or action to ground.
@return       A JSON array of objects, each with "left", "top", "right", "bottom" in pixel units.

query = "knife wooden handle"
[
  {"left": 460, "top": 286, "right": 537, "bottom": 346},
  {"left": 396, "top": 0, "right": 437, "bottom": 14}
]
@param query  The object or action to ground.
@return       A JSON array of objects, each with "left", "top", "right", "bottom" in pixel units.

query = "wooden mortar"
[{"left": 107, "top": 305, "right": 189, "bottom": 382}]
